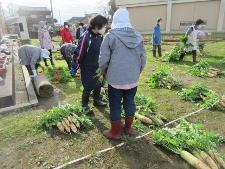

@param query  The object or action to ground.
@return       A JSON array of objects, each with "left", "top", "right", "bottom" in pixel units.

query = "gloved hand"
[{"left": 30, "top": 69, "right": 37, "bottom": 78}]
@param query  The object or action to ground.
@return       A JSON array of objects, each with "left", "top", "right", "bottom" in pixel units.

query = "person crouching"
[{"left": 18, "top": 45, "right": 50, "bottom": 77}]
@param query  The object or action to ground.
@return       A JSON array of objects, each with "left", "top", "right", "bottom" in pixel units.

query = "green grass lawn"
[{"left": 0, "top": 39, "right": 225, "bottom": 169}]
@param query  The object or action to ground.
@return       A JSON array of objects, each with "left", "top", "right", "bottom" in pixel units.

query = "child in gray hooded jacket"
[{"left": 99, "top": 8, "right": 146, "bottom": 140}]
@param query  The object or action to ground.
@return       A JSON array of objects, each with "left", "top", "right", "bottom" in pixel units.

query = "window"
[
  {"left": 180, "top": 21, "right": 194, "bottom": 27},
  {"left": 180, "top": 20, "right": 207, "bottom": 27},
  {"left": 19, "top": 23, "right": 24, "bottom": 32}
]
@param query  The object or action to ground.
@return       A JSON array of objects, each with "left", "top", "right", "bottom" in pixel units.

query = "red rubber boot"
[
  {"left": 125, "top": 116, "right": 135, "bottom": 134},
  {"left": 103, "top": 120, "right": 121, "bottom": 140}
]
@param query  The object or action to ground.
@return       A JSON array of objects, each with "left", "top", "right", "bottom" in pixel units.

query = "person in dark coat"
[
  {"left": 74, "top": 15, "right": 108, "bottom": 113},
  {"left": 76, "top": 22, "right": 85, "bottom": 43},
  {"left": 60, "top": 43, "right": 77, "bottom": 70}
]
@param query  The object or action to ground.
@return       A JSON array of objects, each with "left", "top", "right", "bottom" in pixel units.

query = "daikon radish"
[
  {"left": 209, "top": 150, "right": 225, "bottom": 169},
  {"left": 135, "top": 114, "right": 152, "bottom": 125},
  {"left": 150, "top": 116, "right": 164, "bottom": 126},
  {"left": 210, "top": 68, "right": 219, "bottom": 72},
  {"left": 210, "top": 71, "right": 219, "bottom": 76},
  {"left": 61, "top": 120, "right": 71, "bottom": 133},
  {"left": 67, "top": 116, "right": 73, "bottom": 123},
  {"left": 208, "top": 73, "right": 216, "bottom": 78},
  {"left": 63, "top": 118, "right": 70, "bottom": 126},
  {"left": 157, "top": 114, "right": 168, "bottom": 122},
  {"left": 180, "top": 150, "right": 211, "bottom": 169},
  {"left": 199, "top": 151, "right": 218, "bottom": 169},
  {"left": 71, "top": 117, "right": 80, "bottom": 128},
  {"left": 70, "top": 123, "right": 78, "bottom": 134},
  {"left": 193, "top": 151, "right": 204, "bottom": 162},
  {"left": 57, "top": 122, "right": 65, "bottom": 133}
]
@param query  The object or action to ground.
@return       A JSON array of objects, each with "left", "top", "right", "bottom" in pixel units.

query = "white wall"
[
  {"left": 171, "top": 1, "right": 220, "bottom": 31},
  {"left": 128, "top": 5, "right": 167, "bottom": 32},
  {"left": 115, "top": 0, "right": 224, "bottom": 33},
  {"left": 224, "top": 12, "right": 225, "bottom": 30},
  {"left": 18, "top": 16, "right": 30, "bottom": 40}
]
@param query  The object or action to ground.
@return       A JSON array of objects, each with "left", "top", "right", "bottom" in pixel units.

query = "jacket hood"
[
  {"left": 109, "top": 29, "right": 143, "bottom": 49},
  {"left": 111, "top": 8, "right": 132, "bottom": 29}
]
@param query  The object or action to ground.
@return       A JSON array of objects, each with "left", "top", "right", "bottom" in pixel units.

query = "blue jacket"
[{"left": 152, "top": 24, "right": 161, "bottom": 45}]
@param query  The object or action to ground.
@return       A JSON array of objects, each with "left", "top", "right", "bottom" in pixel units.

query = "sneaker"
[
  {"left": 93, "top": 100, "right": 107, "bottom": 107},
  {"left": 82, "top": 106, "right": 93, "bottom": 115}
]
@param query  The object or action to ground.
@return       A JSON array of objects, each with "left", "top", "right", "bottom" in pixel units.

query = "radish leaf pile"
[
  {"left": 178, "top": 83, "right": 219, "bottom": 109},
  {"left": 37, "top": 103, "right": 93, "bottom": 132},
  {"left": 147, "top": 66, "right": 181, "bottom": 90}
]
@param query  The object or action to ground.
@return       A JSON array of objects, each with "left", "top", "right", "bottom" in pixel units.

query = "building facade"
[
  {"left": 67, "top": 13, "right": 98, "bottom": 27},
  {"left": 67, "top": 17, "right": 84, "bottom": 26},
  {"left": 6, "top": 16, "right": 30, "bottom": 40},
  {"left": 17, "top": 6, "right": 53, "bottom": 38},
  {"left": 0, "top": 2, "right": 6, "bottom": 39},
  {"left": 114, "top": 0, "right": 225, "bottom": 33}
]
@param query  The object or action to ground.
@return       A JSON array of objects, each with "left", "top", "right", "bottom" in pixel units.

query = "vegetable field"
[{"left": 0, "top": 39, "right": 225, "bottom": 169}]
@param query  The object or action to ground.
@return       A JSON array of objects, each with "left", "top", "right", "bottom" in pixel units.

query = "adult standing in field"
[
  {"left": 76, "top": 23, "right": 85, "bottom": 42},
  {"left": 73, "top": 15, "right": 108, "bottom": 113},
  {"left": 18, "top": 45, "right": 50, "bottom": 77},
  {"left": 99, "top": 8, "right": 146, "bottom": 140},
  {"left": 179, "top": 19, "right": 205, "bottom": 62},
  {"left": 38, "top": 22, "right": 55, "bottom": 67},
  {"left": 71, "top": 24, "right": 77, "bottom": 41},
  {"left": 60, "top": 22, "right": 74, "bottom": 44},
  {"left": 152, "top": 18, "right": 162, "bottom": 57}
]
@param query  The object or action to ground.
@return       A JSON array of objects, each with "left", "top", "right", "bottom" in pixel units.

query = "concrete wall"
[
  {"left": 0, "top": 2, "right": 6, "bottom": 39},
  {"left": 18, "top": 16, "right": 30, "bottom": 40},
  {"left": 114, "top": 0, "right": 225, "bottom": 33},
  {"left": 171, "top": 1, "right": 220, "bottom": 31},
  {"left": 7, "top": 16, "right": 30, "bottom": 40},
  {"left": 116, "top": 0, "right": 167, "bottom": 7},
  {"left": 224, "top": 12, "right": 225, "bottom": 29},
  {"left": 128, "top": 5, "right": 167, "bottom": 32}
]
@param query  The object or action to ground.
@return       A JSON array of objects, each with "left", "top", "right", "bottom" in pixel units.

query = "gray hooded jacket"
[
  {"left": 18, "top": 45, "right": 42, "bottom": 70},
  {"left": 99, "top": 28, "right": 146, "bottom": 85}
]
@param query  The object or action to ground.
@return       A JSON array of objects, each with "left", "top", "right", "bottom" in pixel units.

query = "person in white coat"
[{"left": 180, "top": 19, "right": 204, "bottom": 62}]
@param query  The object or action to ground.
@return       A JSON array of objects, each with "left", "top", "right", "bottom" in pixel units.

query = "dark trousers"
[
  {"left": 82, "top": 87, "right": 101, "bottom": 107},
  {"left": 153, "top": 45, "right": 162, "bottom": 57},
  {"left": 64, "top": 56, "right": 72, "bottom": 70},
  {"left": 108, "top": 85, "right": 137, "bottom": 121},
  {"left": 61, "top": 47, "right": 72, "bottom": 70},
  {"left": 25, "top": 64, "right": 41, "bottom": 75},
  {"left": 44, "top": 49, "right": 54, "bottom": 66},
  {"left": 179, "top": 50, "right": 197, "bottom": 62}
]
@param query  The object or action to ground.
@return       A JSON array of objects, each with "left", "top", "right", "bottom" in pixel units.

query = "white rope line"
[{"left": 54, "top": 101, "right": 220, "bottom": 169}]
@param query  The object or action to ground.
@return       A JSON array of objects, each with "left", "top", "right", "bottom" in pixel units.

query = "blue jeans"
[{"left": 108, "top": 85, "right": 137, "bottom": 121}]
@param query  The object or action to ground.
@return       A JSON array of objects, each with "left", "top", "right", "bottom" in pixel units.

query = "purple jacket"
[{"left": 38, "top": 29, "right": 53, "bottom": 50}]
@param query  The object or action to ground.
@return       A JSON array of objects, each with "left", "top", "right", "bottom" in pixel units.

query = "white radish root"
[{"left": 180, "top": 150, "right": 211, "bottom": 169}]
